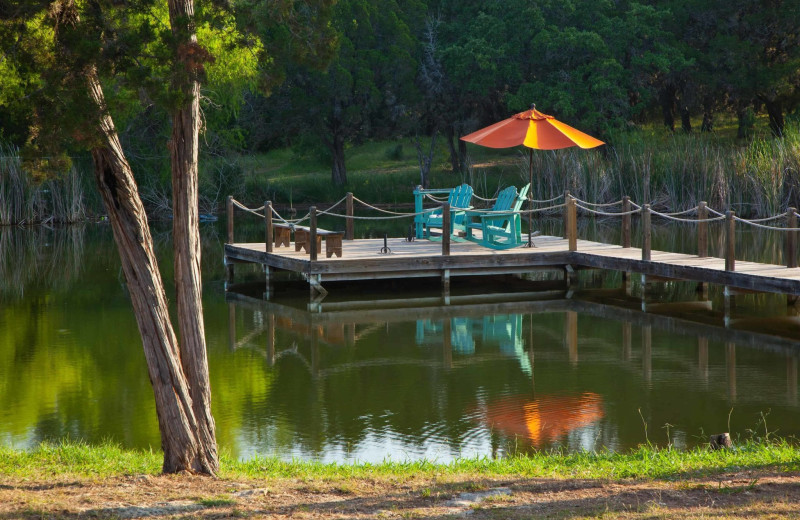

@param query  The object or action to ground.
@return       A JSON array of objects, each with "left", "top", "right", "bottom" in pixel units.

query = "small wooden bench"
[
  {"left": 294, "top": 227, "right": 343, "bottom": 258},
  {"left": 274, "top": 223, "right": 292, "bottom": 248},
  {"left": 272, "top": 224, "right": 343, "bottom": 258}
]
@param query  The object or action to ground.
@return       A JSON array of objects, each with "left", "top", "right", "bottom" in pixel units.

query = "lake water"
[{"left": 1, "top": 218, "right": 798, "bottom": 462}]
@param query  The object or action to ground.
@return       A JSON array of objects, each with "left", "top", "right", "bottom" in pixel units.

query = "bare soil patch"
[{"left": 2, "top": 469, "right": 799, "bottom": 519}]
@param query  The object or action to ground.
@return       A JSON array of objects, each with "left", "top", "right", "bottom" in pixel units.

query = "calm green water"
[{"left": 1, "top": 219, "right": 798, "bottom": 462}]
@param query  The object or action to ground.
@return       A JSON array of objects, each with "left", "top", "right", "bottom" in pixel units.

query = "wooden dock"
[{"left": 224, "top": 233, "right": 800, "bottom": 299}]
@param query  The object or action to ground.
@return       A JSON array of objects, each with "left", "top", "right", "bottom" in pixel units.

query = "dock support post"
[
  {"left": 264, "top": 265, "right": 272, "bottom": 300},
  {"left": 698, "top": 201, "right": 708, "bottom": 258},
  {"left": 622, "top": 196, "right": 632, "bottom": 286},
  {"left": 346, "top": 192, "right": 354, "bottom": 240},
  {"left": 563, "top": 190, "right": 570, "bottom": 239},
  {"left": 265, "top": 201, "right": 273, "bottom": 253},
  {"left": 567, "top": 195, "right": 577, "bottom": 251},
  {"left": 723, "top": 286, "right": 735, "bottom": 322},
  {"left": 226, "top": 195, "right": 235, "bottom": 282},
  {"left": 442, "top": 269, "right": 451, "bottom": 304},
  {"left": 787, "top": 209, "right": 798, "bottom": 305},
  {"left": 642, "top": 204, "right": 651, "bottom": 261},
  {"left": 725, "top": 210, "right": 736, "bottom": 271},
  {"left": 442, "top": 203, "right": 450, "bottom": 256},
  {"left": 309, "top": 206, "right": 318, "bottom": 261},
  {"left": 622, "top": 196, "right": 631, "bottom": 248}
]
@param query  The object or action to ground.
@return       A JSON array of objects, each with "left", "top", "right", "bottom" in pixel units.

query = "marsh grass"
[
  {"left": 0, "top": 145, "right": 88, "bottom": 225},
  {"left": 1, "top": 439, "right": 797, "bottom": 481}
]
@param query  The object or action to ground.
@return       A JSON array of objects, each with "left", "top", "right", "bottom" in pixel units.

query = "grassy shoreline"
[
  {"left": 3, "top": 440, "right": 799, "bottom": 519},
  {"left": 2, "top": 439, "right": 798, "bottom": 481}
]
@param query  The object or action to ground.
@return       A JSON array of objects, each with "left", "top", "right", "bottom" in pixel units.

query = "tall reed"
[
  {"left": 520, "top": 123, "right": 800, "bottom": 217},
  {"left": 0, "top": 144, "right": 88, "bottom": 225}
]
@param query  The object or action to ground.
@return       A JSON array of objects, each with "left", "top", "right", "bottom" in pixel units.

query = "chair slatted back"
[{"left": 491, "top": 186, "right": 518, "bottom": 212}]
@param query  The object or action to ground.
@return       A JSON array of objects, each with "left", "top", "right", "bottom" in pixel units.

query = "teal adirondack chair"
[
  {"left": 423, "top": 183, "right": 473, "bottom": 239},
  {"left": 465, "top": 184, "right": 530, "bottom": 249}
]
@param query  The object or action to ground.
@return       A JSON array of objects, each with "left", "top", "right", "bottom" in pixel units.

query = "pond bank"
[{"left": 1, "top": 441, "right": 798, "bottom": 518}]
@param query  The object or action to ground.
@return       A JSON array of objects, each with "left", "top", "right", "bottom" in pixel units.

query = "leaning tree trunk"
[
  {"left": 86, "top": 68, "right": 215, "bottom": 474},
  {"left": 167, "top": 0, "right": 219, "bottom": 475}
]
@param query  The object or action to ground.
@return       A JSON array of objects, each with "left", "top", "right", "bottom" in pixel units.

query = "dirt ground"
[{"left": 1, "top": 469, "right": 799, "bottom": 519}]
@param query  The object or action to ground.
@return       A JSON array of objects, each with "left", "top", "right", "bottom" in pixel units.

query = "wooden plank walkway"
[{"left": 224, "top": 234, "right": 800, "bottom": 296}]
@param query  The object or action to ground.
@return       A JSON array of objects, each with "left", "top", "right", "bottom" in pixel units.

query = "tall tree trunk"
[
  {"left": 86, "top": 68, "right": 214, "bottom": 474},
  {"left": 444, "top": 125, "right": 460, "bottom": 173},
  {"left": 764, "top": 98, "right": 785, "bottom": 137},
  {"left": 330, "top": 133, "right": 347, "bottom": 185},
  {"left": 680, "top": 105, "right": 692, "bottom": 133},
  {"left": 167, "top": 0, "right": 218, "bottom": 475},
  {"left": 659, "top": 85, "right": 676, "bottom": 131},
  {"left": 701, "top": 97, "right": 715, "bottom": 132}
]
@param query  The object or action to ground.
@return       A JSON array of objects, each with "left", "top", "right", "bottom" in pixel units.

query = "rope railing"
[{"left": 226, "top": 191, "right": 800, "bottom": 274}]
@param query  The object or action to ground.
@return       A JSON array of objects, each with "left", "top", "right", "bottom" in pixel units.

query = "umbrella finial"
[{"left": 530, "top": 103, "right": 536, "bottom": 111}]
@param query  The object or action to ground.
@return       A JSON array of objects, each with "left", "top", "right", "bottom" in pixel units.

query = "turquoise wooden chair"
[
  {"left": 465, "top": 183, "right": 530, "bottom": 249},
  {"left": 423, "top": 183, "right": 473, "bottom": 239}
]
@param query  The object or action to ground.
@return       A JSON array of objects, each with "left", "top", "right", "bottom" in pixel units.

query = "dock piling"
[
  {"left": 346, "top": 192, "right": 354, "bottom": 240},
  {"left": 725, "top": 211, "right": 736, "bottom": 271},
  {"left": 622, "top": 196, "right": 631, "bottom": 248},
  {"left": 698, "top": 202, "right": 708, "bottom": 258},
  {"left": 787, "top": 207, "right": 797, "bottom": 269},
  {"left": 226, "top": 195, "right": 235, "bottom": 282},
  {"left": 265, "top": 201, "right": 273, "bottom": 253},
  {"left": 442, "top": 203, "right": 450, "bottom": 256},
  {"left": 642, "top": 204, "right": 651, "bottom": 261},
  {"left": 310, "top": 206, "right": 318, "bottom": 261}
]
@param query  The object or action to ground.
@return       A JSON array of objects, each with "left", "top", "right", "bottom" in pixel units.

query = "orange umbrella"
[
  {"left": 474, "top": 392, "right": 604, "bottom": 447},
  {"left": 461, "top": 105, "right": 605, "bottom": 246}
]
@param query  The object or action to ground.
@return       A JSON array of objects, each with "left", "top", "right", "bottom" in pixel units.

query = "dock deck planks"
[{"left": 224, "top": 234, "right": 800, "bottom": 295}]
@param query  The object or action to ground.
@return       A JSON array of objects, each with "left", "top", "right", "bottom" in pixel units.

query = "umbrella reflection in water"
[{"left": 474, "top": 392, "right": 604, "bottom": 447}]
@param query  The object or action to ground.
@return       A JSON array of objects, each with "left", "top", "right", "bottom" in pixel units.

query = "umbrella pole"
[{"left": 528, "top": 148, "right": 533, "bottom": 247}]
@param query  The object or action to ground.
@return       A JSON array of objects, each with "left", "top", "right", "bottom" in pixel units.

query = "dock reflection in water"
[{"left": 224, "top": 280, "right": 800, "bottom": 461}]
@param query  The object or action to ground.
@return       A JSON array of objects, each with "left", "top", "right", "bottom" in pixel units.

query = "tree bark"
[
  {"left": 86, "top": 68, "right": 215, "bottom": 474},
  {"left": 659, "top": 86, "right": 676, "bottom": 132},
  {"left": 167, "top": 0, "right": 219, "bottom": 475},
  {"left": 701, "top": 97, "right": 715, "bottom": 132},
  {"left": 764, "top": 98, "right": 785, "bottom": 137},
  {"left": 444, "top": 125, "right": 460, "bottom": 173},
  {"left": 330, "top": 133, "right": 347, "bottom": 185}
]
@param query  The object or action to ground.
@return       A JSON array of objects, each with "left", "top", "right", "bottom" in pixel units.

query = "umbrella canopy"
[
  {"left": 461, "top": 105, "right": 605, "bottom": 245},
  {"left": 461, "top": 106, "right": 605, "bottom": 150}
]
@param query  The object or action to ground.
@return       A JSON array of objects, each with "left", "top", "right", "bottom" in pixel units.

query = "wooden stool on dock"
[
  {"left": 294, "top": 227, "right": 344, "bottom": 258},
  {"left": 274, "top": 224, "right": 291, "bottom": 248}
]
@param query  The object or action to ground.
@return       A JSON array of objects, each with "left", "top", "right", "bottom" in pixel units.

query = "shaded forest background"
[{"left": 2, "top": 0, "right": 800, "bottom": 221}]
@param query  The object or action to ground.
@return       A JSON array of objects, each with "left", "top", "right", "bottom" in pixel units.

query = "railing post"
[
  {"left": 725, "top": 210, "right": 735, "bottom": 271},
  {"left": 787, "top": 207, "right": 797, "bottom": 268},
  {"left": 698, "top": 201, "right": 708, "bottom": 258},
  {"left": 442, "top": 203, "right": 450, "bottom": 256},
  {"left": 226, "top": 195, "right": 234, "bottom": 244},
  {"left": 622, "top": 196, "right": 631, "bottom": 248},
  {"left": 567, "top": 195, "right": 577, "bottom": 252},
  {"left": 310, "top": 206, "right": 318, "bottom": 261},
  {"left": 346, "top": 192, "right": 354, "bottom": 240},
  {"left": 414, "top": 185, "right": 424, "bottom": 239},
  {"left": 642, "top": 204, "right": 651, "bottom": 261},
  {"left": 265, "top": 201, "right": 273, "bottom": 253},
  {"left": 226, "top": 195, "right": 234, "bottom": 282},
  {"left": 563, "top": 190, "right": 570, "bottom": 239}
]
